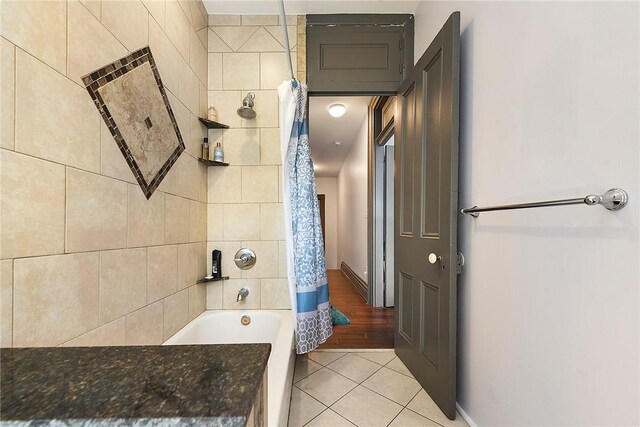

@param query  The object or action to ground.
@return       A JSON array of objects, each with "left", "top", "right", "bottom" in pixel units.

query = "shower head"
[{"left": 237, "top": 92, "right": 256, "bottom": 119}]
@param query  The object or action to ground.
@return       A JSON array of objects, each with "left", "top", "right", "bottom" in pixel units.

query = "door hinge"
[
  {"left": 399, "top": 37, "right": 404, "bottom": 51},
  {"left": 399, "top": 63, "right": 404, "bottom": 75},
  {"left": 456, "top": 252, "right": 465, "bottom": 274}
]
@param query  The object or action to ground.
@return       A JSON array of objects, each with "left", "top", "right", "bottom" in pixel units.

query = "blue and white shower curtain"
[{"left": 278, "top": 80, "right": 333, "bottom": 354}]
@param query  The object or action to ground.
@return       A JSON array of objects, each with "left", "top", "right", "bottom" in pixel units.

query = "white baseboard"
[{"left": 456, "top": 402, "right": 477, "bottom": 427}]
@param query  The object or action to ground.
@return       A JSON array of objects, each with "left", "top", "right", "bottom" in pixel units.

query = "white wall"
[
  {"left": 414, "top": 2, "right": 639, "bottom": 425},
  {"left": 337, "top": 119, "right": 369, "bottom": 280},
  {"left": 316, "top": 178, "right": 338, "bottom": 269}
]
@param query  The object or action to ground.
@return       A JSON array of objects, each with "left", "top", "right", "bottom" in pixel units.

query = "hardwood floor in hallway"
[{"left": 320, "top": 269, "right": 394, "bottom": 349}]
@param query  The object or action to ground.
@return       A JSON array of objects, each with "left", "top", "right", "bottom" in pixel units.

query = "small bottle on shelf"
[
  {"left": 212, "top": 249, "right": 222, "bottom": 279},
  {"left": 207, "top": 106, "right": 218, "bottom": 122},
  {"left": 201, "top": 137, "right": 209, "bottom": 160},
  {"left": 213, "top": 142, "right": 224, "bottom": 162}
]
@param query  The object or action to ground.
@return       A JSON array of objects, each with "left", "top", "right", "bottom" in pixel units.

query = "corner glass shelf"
[
  {"left": 198, "top": 117, "right": 230, "bottom": 129},
  {"left": 197, "top": 276, "right": 229, "bottom": 284},
  {"left": 198, "top": 158, "right": 229, "bottom": 166}
]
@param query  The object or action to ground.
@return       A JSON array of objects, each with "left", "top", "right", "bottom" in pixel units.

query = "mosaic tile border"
[{"left": 82, "top": 46, "right": 185, "bottom": 199}]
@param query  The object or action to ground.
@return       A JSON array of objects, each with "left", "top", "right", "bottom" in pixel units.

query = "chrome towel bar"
[{"left": 460, "top": 188, "right": 628, "bottom": 217}]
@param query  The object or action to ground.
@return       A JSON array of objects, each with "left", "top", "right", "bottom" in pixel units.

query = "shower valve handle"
[{"left": 233, "top": 248, "right": 257, "bottom": 270}]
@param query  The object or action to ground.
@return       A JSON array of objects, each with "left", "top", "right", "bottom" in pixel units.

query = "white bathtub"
[{"left": 164, "top": 310, "right": 295, "bottom": 427}]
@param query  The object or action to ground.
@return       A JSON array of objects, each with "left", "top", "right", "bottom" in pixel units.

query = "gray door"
[{"left": 394, "top": 12, "right": 460, "bottom": 419}]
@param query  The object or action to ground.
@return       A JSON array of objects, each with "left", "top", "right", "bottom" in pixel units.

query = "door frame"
[
  {"left": 307, "top": 92, "right": 395, "bottom": 304},
  {"left": 383, "top": 143, "right": 395, "bottom": 307},
  {"left": 369, "top": 95, "right": 397, "bottom": 307},
  {"left": 307, "top": 13, "right": 413, "bottom": 305},
  {"left": 317, "top": 194, "right": 326, "bottom": 249}
]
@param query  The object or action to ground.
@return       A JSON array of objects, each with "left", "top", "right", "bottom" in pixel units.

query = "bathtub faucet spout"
[{"left": 236, "top": 287, "right": 249, "bottom": 302}]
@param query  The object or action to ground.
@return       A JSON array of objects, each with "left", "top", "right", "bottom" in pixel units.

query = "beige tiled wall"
[
  {"left": 205, "top": 15, "right": 299, "bottom": 310},
  {"left": 297, "top": 15, "right": 306, "bottom": 83},
  {"left": 0, "top": 0, "right": 210, "bottom": 348}
]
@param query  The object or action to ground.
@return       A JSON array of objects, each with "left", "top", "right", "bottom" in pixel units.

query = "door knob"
[{"left": 428, "top": 253, "right": 442, "bottom": 264}]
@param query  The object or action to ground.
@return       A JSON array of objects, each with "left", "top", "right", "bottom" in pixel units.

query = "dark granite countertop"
[{"left": 0, "top": 344, "right": 270, "bottom": 427}]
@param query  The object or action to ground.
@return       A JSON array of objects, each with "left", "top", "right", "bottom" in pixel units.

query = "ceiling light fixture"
[{"left": 328, "top": 103, "right": 347, "bottom": 118}]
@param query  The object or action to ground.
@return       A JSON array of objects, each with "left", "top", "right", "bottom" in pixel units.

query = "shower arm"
[{"left": 278, "top": 0, "right": 296, "bottom": 82}]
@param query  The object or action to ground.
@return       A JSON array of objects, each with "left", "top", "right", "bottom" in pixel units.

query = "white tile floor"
[{"left": 288, "top": 350, "right": 470, "bottom": 427}]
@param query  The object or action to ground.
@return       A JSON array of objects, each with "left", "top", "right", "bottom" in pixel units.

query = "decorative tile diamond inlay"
[{"left": 82, "top": 46, "right": 185, "bottom": 199}]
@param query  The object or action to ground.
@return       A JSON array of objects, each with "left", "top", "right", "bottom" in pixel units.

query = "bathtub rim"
[{"left": 162, "top": 309, "right": 295, "bottom": 427}]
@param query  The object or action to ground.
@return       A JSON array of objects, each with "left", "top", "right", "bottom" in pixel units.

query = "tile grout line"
[
  {"left": 144, "top": 236, "right": 148, "bottom": 305},
  {"left": 325, "top": 373, "right": 407, "bottom": 414},
  {"left": 322, "top": 355, "right": 385, "bottom": 385},
  {"left": 304, "top": 351, "right": 444, "bottom": 426},
  {"left": 64, "top": 166, "right": 68, "bottom": 254},
  {"left": 96, "top": 1, "right": 204, "bottom": 102},
  {"left": 292, "top": 359, "right": 323, "bottom": 385},
  {"left": 303, "top": 406, "right": 356, "bottom": 427},
  {"left": 125, "top": 185, "right": 130, "bottom": 249},
  {"left": 0, "top": 146, "right": 202, "bottom": 200},
  {"left": 306, "top": 349, "right": 349, "bottom": 366},
  {"left": 404, "top": 388, "right": 423, "bottom": 409},
  {"left": 382, "top": 356, "right": 417, "bottom": 379},
  {"left": 98, "top": 251, "right": 103, "bottom": 326},
  {"left": 293, "top": 384, "right": 328, "bottom": 409},
  {"left": 10, "top": 9, "right": 198, "bottom": 106},
  {"left": 385, "top": 409, "right": 403, "bottom": 427},
  {"left": 309, "top": 352, "right": 383, "bottom": 378},
  {"left": 8, "top": 36, "right": 16, "bottom": 153},
  {"left": 10, "top": 258, "right": 14, "bottom": 347},
  {"left": 297, "top": 368, "right": 356, "bottom": 408},
  {"left": 322, "top": 380, "right": 402, "bottom": 426},
  {"left": 291, "top": 385, "right": 342, "bottom": 427},
  {"left": 294, "top": 350, "right": 455, "bottom": 427},
  {"left": 59, "top": 312, "right": 127, "bottom": 347},
  {"left": 353, "top": 352, "right": 455, "bottom": 427},
  {"left": 78, "top": 1, "right": 128, "bottom": 66},
  {"left": 208, "top": 26, "right": 235, "bottom": 54},
  {"left": 403, "top": 406, "right": 449, "bottom": 427},
  {"left": 65, "top": 0, "right": 68, "bottom": 75},
  {"left": 233, "top": 25, "right": 261, "bottom": 53}
]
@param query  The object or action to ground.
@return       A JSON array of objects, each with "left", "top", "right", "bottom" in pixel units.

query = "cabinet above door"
[{"left": 306, "top": 14, "right": 414, "bottom": 95}]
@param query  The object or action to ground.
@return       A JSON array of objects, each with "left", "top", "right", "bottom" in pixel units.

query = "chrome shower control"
[{"left": 233, "top": 248, "right": 257, "bottom": 270}]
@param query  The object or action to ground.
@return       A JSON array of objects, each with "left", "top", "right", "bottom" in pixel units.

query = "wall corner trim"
[{"left": 456, "top": 403, "right": 477, "bottom": 427}]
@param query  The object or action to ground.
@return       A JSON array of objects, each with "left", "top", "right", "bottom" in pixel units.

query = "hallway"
[{"left": 320, "top": 270, "right": 394, "bottom": 349}]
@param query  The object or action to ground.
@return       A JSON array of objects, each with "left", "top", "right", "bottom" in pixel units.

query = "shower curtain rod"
[{"left": 278, "top": 0, "right": 296, "bottom": 82}]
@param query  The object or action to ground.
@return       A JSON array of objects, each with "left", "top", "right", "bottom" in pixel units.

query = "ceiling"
[
  {"left": 308, "top": 96, "right": 370, "bottom": 178},
  {"left": 202, "top": 1, "right": 419, "bottom": 15}
]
